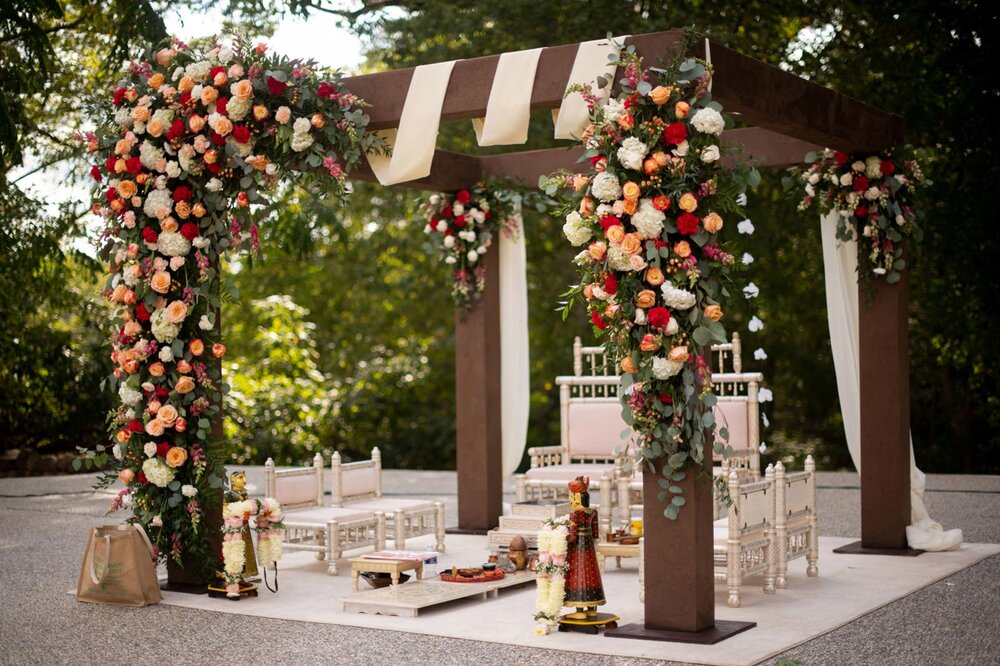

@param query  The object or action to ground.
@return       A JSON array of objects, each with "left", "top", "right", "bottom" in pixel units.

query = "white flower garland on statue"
[
  {"left": 533, "top": 519, "right": 569, "bottom": 635},
  {"left": 221, "top": 497, "right": 285, "bottom": 598}
]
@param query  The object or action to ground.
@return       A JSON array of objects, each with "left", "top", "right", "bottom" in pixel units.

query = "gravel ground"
[{"left": 1, "top": 471, "right": 997, "bottom": 666}]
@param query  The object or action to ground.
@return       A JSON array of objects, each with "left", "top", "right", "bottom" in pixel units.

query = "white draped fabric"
[
  {"left": 820, "top": 211, "right": 962, "bottom": 551},
  {"left": 472, "top": 48, "right": 543, "bottom": 146},
  {"left": 500, "top": 200, "right": 530, "bottom": 476},
  {"left": 552, "top": 37, "right": 628, "bottom": 140}
]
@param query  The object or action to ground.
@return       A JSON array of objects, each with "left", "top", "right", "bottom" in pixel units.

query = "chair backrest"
[
  {"left": 775, "top": 456, "right": 816, "bottom": 524},
  {"left": 557, "top": 376, "right": 631, "bottom": 462},
  {"left": 264, "top": 453, "right": 324, "bottom": 511},
  {"left": 713, "top": 389, "right": 762, "bottom": 479},
  {"left": 727, "top": 465, "right": 775, "bottom": 536},
  {"left": 330, "top": 447, "right": 382, "bottom": 507},
  {"left": 575, "top": 333, "right": 743, "bottom": 379}
]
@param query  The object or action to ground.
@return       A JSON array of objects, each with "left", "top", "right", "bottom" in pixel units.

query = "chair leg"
[
  {"left": 393, "top": 510, "right": 406, "bottom": 549},
  {"left": 326, "top": 521, "right": 340, "bottom": 575},
  {"left": 375, "top": 512, "right": 386, "bottom": 551},
  {"left": 315, "top": 529, "right": 326, "bottom": 560},
  {"left": 434, "top": 502, "right": 446, "bottom": 552},
  {"left": 515, "top": 474, "right": 526, "bottom": 503},
  {"left": 727, "top": 546, "right": 742, "bottom": 608},
  {"left": 599, "top": 476, "right": 612, "bottom": 539}
]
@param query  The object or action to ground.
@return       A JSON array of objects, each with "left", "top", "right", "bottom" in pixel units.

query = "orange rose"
[
  {"left": 213, "top": 70, "right": 228, "bottom": 86},
  {"left": 703, "top": 212, "right": 724, "bottom": 234},
  {"left": 192, "top": 203, "right": 207, "bottom": 218},
  {"left": 176, "top": 360, "right": 192, "bottom": 374},
  {"left": 622, "top": 181, "right": 641, "bottom": 201},
  {"left": 643, "top": 158, "right": 659, "bottom": 175},
  {"left": 617, "top": 113, "right": 635, "bottom": 130},
  {"left": 606, "top": 225, "right": 625, "bottom": 244},
  {"left": 135, "top": 173, "right": 148, "bottom": 185},
  {"left": 674, "top": 241, "right": 692, "bottom": 258},
  {"left": 636, "top": 290, "right": 657, "bottom": 309},
  {"left": 116, "top": 429, "right": 130, "bottom": 444},
  {"left": 583, "top": 284, "right": 595, "bottom": 300},
  {"left": 652, "top": 195, "right": 671, "bottom": 211},
  {"left": 123, "top": 289, "right": 137, "bottom": 305},
  {"left": 155, "top": 48, "right": 176, "bottom": 67},
  {"left": 649, "top": 85, "right": 672, "bottom": 105},
  {"left": 253, "top": 104, "right": 269, "bottom": 120},
  {"left": 150, "top": 271, "right": 171, "bottom": 294},
  {"left": 623, "top": 198, "right": 638, "bottom": 215},
  {"left": 156, "top": 404, "right": 178, "bottom": 427},
  {"left": 579, "top": 197, "right": 595, "bottom": 216},
  {"left": 675, "top": 101, "right": 691, "bottom": 118},
  {"left": 668, "top": 346, "right": 690, "bottom": 363},
  {"left": 678, "top": 193, "right": 698, "bottom": 213},
  {"left": 174, "top": 376, "right": 196, "bottom": 394},
  {"left": 110, "top": 199, "right": 125, "bottom": 213},
  {"left": 200, "top": 86, "right": 218, "bottom": 106},
  {"left": 117, "top": 180, "right": 137, "bottom": 199},
  {"left": 311, "top": 113, "right": 326, "bottom": 128},
  {"left": 111, "top": 284, "right": 128, "bottom": 303},
  {"left": 621, "top": 357, "right": 637, "bottom": 373},
  {"left": 645, "top": 267, "right": 665, "bottom": 286},
  {"left": 188, "top": 114, "right": 205, "bottom": 132},
  {"left": 572, "top": 174, "right": 590, "bottom": 192},
  {"left": 588, "top": 241, "right": 607, "bottom": 261},
  {"left": 165, "top": 446, "right": 188, "bottom": 468},
  {"left": 704, "top": 305, "right": 724, "bottom": 322},
  {"left": 621, "top": 233, "right": 642, "bottom": 256},
  {"left": 203, "top": 149, "right": 217, "bottom": 164},
  {"left": 174, "top": 201, "right": 191, "bottom": 219},
  {"left": 212, "top": 343, "right": 227, "bottom": 358},
  {"left": 132, "top": 106, "right": 151, "bottom": 123},
  {"left": 114, "top": 158, "right": 127, "bottom": 173},
  {"left": 229, "top": 79, "right": 253, "bottom": 100},
  {"left": 639, "top": 334, "right": 661, "bottom": 352},
  {"left": 148, "top": 73, "right": 165, "bottom": 90},
  {"left": 119, "top": 469, "right": 135, "bottom": 485},
  {"left": 652, "top": 151, "right": 669, "bottom": 167},
  {"left": 124, "top": 89, "right": 138, "bottom": 103},
  {"left": 213, "top": 117, "right": 233, "bottom": 136},
  {"left": 188, "top": 339, "right": 204, "bottom": 356},
  {"left": 604, "top": 304, "right": 619, "bottom": 318},
  {"left": 122, "top": 358, "right": 139, "bottom": 374},
  {"left": 166, "top": 300, "right": 188, "bottom": 324},
  {"left": 144, "top": 419, "right": 165, "bottom": 437},
  {"left": 146, "top": 119, "right": 164, "bottom": 137},
  {"left": 178, "top": 75, "right": 195, "bottom": 93},
  {"left": 148, "top": 362, "right": 165, "bottom": 377},
  {"left": 160, "top": 217, "right": 178, "bottom": 233}
]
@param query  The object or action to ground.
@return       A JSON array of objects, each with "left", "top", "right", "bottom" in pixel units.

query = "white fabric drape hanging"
[
  {"left": 552, "top": 36, "right": 628, "bottom": 140},
  {"left": 499, "top": 199, "right": 530, "bottom": 476},
  {"left": 820, "top": 211, "right": 963, "bottom": 551},
  {"left": 472, "top": 48, "right": 543, "bottom": 146}
]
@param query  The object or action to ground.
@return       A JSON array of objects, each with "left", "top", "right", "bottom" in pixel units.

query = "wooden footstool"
[
  {"left": 349, "top": 557, "right": 423, "bottom": 592},
  {"left": 596, "top": 541, "right": 640, "bottom": 572}
]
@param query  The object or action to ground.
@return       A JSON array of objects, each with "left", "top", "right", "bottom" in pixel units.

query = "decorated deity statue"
[{"left": 562, "top": 475, "right": 606, "bottom": 619}]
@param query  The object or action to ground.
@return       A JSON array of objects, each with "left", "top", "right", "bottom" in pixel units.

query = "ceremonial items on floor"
[
  {"left": 349, "top": 555, "right": 424, "bottom": 591},
  {"left": 76, "top": 524, "right": 162, "bottom": 607},
  {"left": 508, "top": 535, "right": 529, "bottom": 570},
  {"left": 439, "top": 566, "right": 506, "bottom": 583}
]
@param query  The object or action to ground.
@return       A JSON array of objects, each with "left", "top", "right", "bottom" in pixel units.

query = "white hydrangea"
[
  {"left": 293, "top": 117, "right": 312, "bottom": 135},
  {"left": 150, "top": 308, "right": 181, "bottom": 343},
  {"left": 616, "top": 137, "right": 648, "bottom": 171},
  {"left": 218, "top": 47, "right": 234, "bottom": 63},
  {"left": 652, "top": 356, "right": 684, "bottom": 380},
  {"left": 143, "top": 188, "right": 172, "bottom": 219},
  {"left": 562, "top": 212, "right": 592, "bottom": 246},
  {"left": 185, "top": 60, "right": 212, "bottom": 81},
  {"left": 660, "top": 283, "right": 696, "bottom": 310},
  {"left": 227, "top": 96, "right": 251, "bottom": 121},
  {"left": 119, "top": 383, "right": 142, "bottom": 406},
  {"left": 115, "top": 107, "right": 131, "bottom": 127},
  {"left": 595, "top": 203, "right": 613, "bottom": 217},
  {"left": 150, "top": 108, "right": 174, "bottom": 127},
  {"left": 591, "top": 172, "right": 622, "bottom": 202},
  {"left": 573, "top": 250, "right": 591, "bottom": 265},
  {"left": 181, "top": 485, "right": 198, "bottom": 498},
  {"left": 606, "top": 243, "right": 633, "bottom": 272},
  {"left": 690, "top": 107, "right": 725, "bottom": 135},
  {"left": 157, "top": 231, "right": 191, "bottom": 257},
  {"left": 630, "top": 199, "right": 665, "bottom": 239},
  {"left": 139, "top": 141, "right": 164, "bottom": 170},
  {"left": 291, "top": 132, "right": 314, "bottom": 152},
  {"left": 142, "top": 458, "right": 176, "bottom": 488},
  {"left": 603, "top": 98, "right": 625, "bottom": 124}
]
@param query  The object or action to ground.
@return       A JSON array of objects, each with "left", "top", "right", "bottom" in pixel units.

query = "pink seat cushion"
[
  {"left": 714, "top": 400, "right": 750, "bottom": 450},
  {"left": 348, "top": 498, "right": 436, "bottom": 514},
  {"left": 274, "top": 472, "right": 320, "bottom": 506},
  {"left": 525, "top": 463, "right": 617, "bottom": 481},
  {"left": 281, "top": 506, "right": 378, "bottom": 526},
  {"left": 567, "top": 401, "right": 630, "bottom": 458}
]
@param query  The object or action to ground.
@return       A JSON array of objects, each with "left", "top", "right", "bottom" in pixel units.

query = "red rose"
[
  {"left": 156, "top": 441, "right": 170, "bottom": 457},
  {"left": 178, "top": 91, "right": 191, "bottom": 106},
  {"left": 591, "top": 310, "right": 607, "bottom": 331},
  {"left": 454, "top": 217, "right": 467, "bottom": 229},
  {"left": 853, "top": 175, "right": 869, "bottom": 192},
  {"left": 172, "top": 185, "right": 192, "bottom": 202},
  {"left": 180, "top": 222, "right": 199, "bottom": 241},
  {"left": 206, "top": 161, "right": 220, "bottom": 174},
  {"left": 126, "top": 157, "right": 142, "bottom": 175},
  {"left": 105, "top": 187, "right": 118, "bottom": 201},
  {"left": 880, "top": 160, "right": 895, "bottom": 175},
  {"left": 317, "top": 81, "right": 338, "bottom": 99},
  {"left": 135, "top": 302, "right": 151, "bottom": 321},
  {"left": 210, "top": 131, "right": 226, "bottom": 146},
  {"left": 441, "top": 206, "right": 453, "bottom": 219},
  {"left": 113, "top": 88, "right": 127, "bottom": 106},
  {"left": 142, "top": 227, "right": 158, "bottom": 243},
  {"left": 105, "top": 156, "right": 116, "bottom": 173},
  {"left": 676, "top": 212, "right": 700, "bottom": 235},
  {"left": 588, "top": 155, "right": 604, "bottom": 166},
  {"left": 834, "top": 151, "right": 849, "bottom": 166},
  {"left": 210, "top": 66, "right": 226, "bottom": 81},
  {"left": 128, "top": 419, "right": 144, "bottom": 433},
  {"left": 232, "top": 125, "right": 251, "bottom": 144},
  {"left": 215, "top": 97, "right": 229, "bottom": 115},
  {"left": 266, "top": 76, "right": 287, "bottom": 95},
  {"left": 664, "top": 122, "right": 688, "bottom": 145},
  {"left": 600, "top": 215, "right": 622, "bottom": 231},
  {"left": 647, "top": 306, "right": 672, "bottom": 329},
  {"left": 456, "top": 190, "right": 471, "bottom": 204},
  {"left": 166, "top": 119, "right": 185, "bottom": 141},
  {"left": 657, "top": 393, "right": 673, "bottom": 405},
  {"left": 855, "top": 206, "right": 869, "bottom": 218},
  {"left": 90, "top": 165, "right": 102, "bottom": 182},
  {"left": 155, "top": 387, "right": 169, "bottom": 399},
  {"left": 136, "top": 472, "right": 148, "bottom": 484},
  {"left": 605, "top": 273, "right": 618, "bottom": 296}
]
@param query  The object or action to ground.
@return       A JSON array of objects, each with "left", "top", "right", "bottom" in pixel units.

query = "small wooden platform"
[
  {"left": 596, "top": 541, "right": 640, "bottom": 572},
  {"left": 340, "top": 570, "right": 534, "bottom": 617}
]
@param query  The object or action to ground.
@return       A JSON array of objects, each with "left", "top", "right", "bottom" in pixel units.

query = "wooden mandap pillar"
[
  {"left": 835, "top": 269, "right": 920, "bottom": 555},
  {"left": 454, "top": 246, "right": 504, "bottom": 531}
]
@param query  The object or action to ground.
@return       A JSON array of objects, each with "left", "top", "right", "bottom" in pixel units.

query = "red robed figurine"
[{"left": 563, "top": 475, "right": 606, "bottom": 618}]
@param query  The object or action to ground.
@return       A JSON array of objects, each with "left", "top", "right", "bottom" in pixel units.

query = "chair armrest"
[{"left": 526, "top": 445, "right": 565, "bottom": 468}]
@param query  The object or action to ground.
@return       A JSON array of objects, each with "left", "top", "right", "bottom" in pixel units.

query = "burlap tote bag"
[{"left": 76, "top": 524, "right": 162, "bottom": 606}]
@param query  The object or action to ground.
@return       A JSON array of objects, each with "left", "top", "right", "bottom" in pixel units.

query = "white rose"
[
  {"left": 218, "top": 47, "right": 234, "bottom": 63},
  {"left": 562, "top": 212, "right": 592, "bottom": 246},
  {"left": 805, "top": 183, "right": 815, "bottom": 197},
  {"left": 671, "top": 140, "right": 689, "bottom": 157},
  {"left": 652, "top": 356, "right": 684, "bottom": 380},
  {"left": 158, "top": 346, "right": 174, "bottom": 363},
  {"left": 292, "top": 117, "right": 312, "bottom": 134},
  {"left": 630, "top": 199, "right": 666, "bottom": 239},
  {"left": 634, "top": 309, "right": 647, "bottom": 325},
  {"left": 690, "top": 107, "right": 725, "bottom": 135},
  {"left": 808, "top": 172, "right": 820, "bottom": 185},
  {"left": 851, "top": 160, "right": 866, "bottom": 172},
  {"left": 467, "top": 250, "right": 479, "bottom": 263},
  {"left": 151, "top": 515, "right": 163, "bottom": 527},
  {"left": 443, "top": 235, "right": 456, "bottom": 248},
  {"left": 165, "top": 161, "right": 181, "bottom": 178},
  {"left": 435, "top": 220, "right": 448, "bottom": 232},
  {"left": 864, "top": 186, "right": 881, "bottom": 201},
  {"left": 660, "top": 283, "right": 696, "bottom": 310},
  {"left": 444, "top": 256, "right": 457, "bottom": 265},
  {"left": 665, "top": 318, "right": 679, "bottom": 335},
  {"left": 181, "top": 485, "right": 198, "bottom": 498},
  {"left": 592, "top": 286, "right": 608, "bottom": 300},
  {"left": 701, "top": 145, "right": 720, "bottom": 163},
  {"left": 144, "top": 442, "right": 157, "bottom": 458},
  {"left": 839, "top": 173, "right": 853, "bottom": 187},
  {"left": 205, "top": 178, "right": 223, "bottom": 192},
  {"left": 453, "top": 202, "right": 465, "bottom": 216},
  {"left": 591, "top": 172, "right": 622, "bottom": 202},
  {"left": 429, "top": 194, "right": 441, "bottom": 205}
]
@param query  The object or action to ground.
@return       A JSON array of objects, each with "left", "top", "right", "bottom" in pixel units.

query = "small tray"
[{"left": 439, "top": 570, "right": 506, "bottom": 583}]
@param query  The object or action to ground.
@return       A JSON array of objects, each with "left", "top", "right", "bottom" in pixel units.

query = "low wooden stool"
[
  {"left": 349, "top": 557, "right": 423, "bottom": 592},
  {"left": 596, "top": 541, "right": 640, "bottom": 572}
]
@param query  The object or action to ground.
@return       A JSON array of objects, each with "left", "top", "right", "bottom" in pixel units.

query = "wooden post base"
[
  {"left": 605, "top": 619, "right": 756, "bottom": 644},
  {"left": 832, "top": 540, "right": 924, "bottom": 557}
]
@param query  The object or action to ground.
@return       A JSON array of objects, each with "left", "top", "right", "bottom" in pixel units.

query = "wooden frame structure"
[{"left": 274, "top": 29, "right": 910, "bottom": 641}]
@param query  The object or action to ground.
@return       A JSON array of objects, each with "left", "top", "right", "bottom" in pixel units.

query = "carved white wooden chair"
[
  {"left": 514, "top": 373, "right": 630, "bottom": 538},
  {"left": 714, "top": 465, "right": 778, "bottom": 607},
  {"left": 264, "top": 454, "right": 385, "bottom": 575},
  {"left": 774, "top": 457, "right": 819, "bottom": 588},
  {"left": 330, "top": 447, "right": 446, "bottom": 552}
]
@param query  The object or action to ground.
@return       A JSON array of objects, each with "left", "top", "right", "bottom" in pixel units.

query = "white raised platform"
[{"left": 342, "top": 571, "right": 534, "bottom": 617}]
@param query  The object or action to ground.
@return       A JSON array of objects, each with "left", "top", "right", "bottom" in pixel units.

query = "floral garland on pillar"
[
  {"left": 81, "top": 35, "right": 377, "bottom": 579},
  {"left": 532, "top": 519, "right": 569, "bottom": 635},
  {"left": 790, "top": 149, "right": 926, "bottom": 285},
  {"left": 421, "top": 185, "right": 524, "bottom": 310},
  {"left": 542, "top": 37, "right": 759, "bottom": 518}
]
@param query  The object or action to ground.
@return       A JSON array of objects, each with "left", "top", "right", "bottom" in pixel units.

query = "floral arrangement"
[
  {"left": 791, "top": 149, "right": 926, "bottom": 284},
  {"left": 421, "top": 185, "right": 521, "bottom": 309},
  {"left": 533, "top": 519, "right": 570, "bottom": 634},
  {"left": 541, "top": 36, "right": 759, "bottom": 518},
  {"left": 221, "top": 497, "right": 285, "bottom": 598},
  {"left": 81, "top": 35, "right": 376, "bottom": 579}
]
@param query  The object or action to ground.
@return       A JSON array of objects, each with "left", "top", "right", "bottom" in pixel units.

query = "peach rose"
[
  {"left": 649, "top": 85, "right": 672, "bottom": 105},
  {"left": 148, "top": 362, "right": 165, "bottom": 377},
  {"left": 132, "top": 105, "right": 151, "bottom": 123},
  {"left": 119, "top": 469, "right": 135, "bottom": 485},
  {"left": 214, "top": 117, "right": 233, "bottom": 136},
  {"left": 147, "top": 399, "right": 162, "bottom": 416},
  {"left": 123, "top": 320, "right": 142, "bottom": 337},
  {"left": 675, "top": 101, "right": 691, "bottom": 118},
  {"left": 123, "top": 289, "right": 137, "bottom": 305},
  {"left": 623, "top": 198, "right": 638, "bottom": 216},
  {"left": 604, "top": 304, "right": 619, "bottom": 318},
  {"left": 703, "top": 212, "right": 724, "bottom": 234},
  {"left": 678, "top": 193, "right": 698, "bottom": 213},
  {"left": 213, "top": 70, "right": 228, "bottom": 86},
  {"left": 652, "top": 194, "right": 671, "bottom": 211},
  {"left": 674, "top": 241, "right": 692, "bottom": 258},
  {"left": 148, "top": 72, "right": 165, "bottom": 90},
  {"left": 640, "top": 334, "right": 661, "bottom": 352},
  {"left": 155, "top": 48, "right": 176, "bottom": 67},
  {"left": 160, "top": 217, "right": 178, "bottom": 233},
  {"left": 275, "top": 106, "right": 291, "bottom": 124},
  {"left": 174, "top": 201, "right": 191, "bottom": 219},
  {"left": 200, "top": 85, "right": 218, "bottom": 106},
  {"left": 653, "top": 151, "right": 669, "bottom": 167},
  {"left": 117, "top": 180, "right": 137, "bottom": 199},
  {"left": 311, "top": 113, "right": 326, "bottom": 128},
  {"left": 150, "top": 270, "right": 171, "bottom": 294},
  {"left": 188, "top": 114, "right": 205, "bottom": 132},
  {"left": 111, "top": 283, "right": 128, "bottom": 303},
  {"left": 583, "top": 284, "right": 595, "bottom": 300},
  {"left": 636, "top": 290, "right": 657, "bottom": 309},
  {"left": 174, "top": 418, "right": 187, "bottom": 433},
  {"left": 203, "top": 149, "right": 217, "bottom": 164},
  {"left": 156, "top": 404, "right": 178, "bottom": 427},
  {"left": 572, "top": 174, "right": 590, "bottom": 192},
  {"left": 621, "top": 233, "right": 642, "bottom": 256},
  {"left": 617, "top": 113, "right": 635, "bottom": 130},
  {"left": 192, "top": 203, "right": 207, "bottom": 218},
  {"left": 645, "top": 267, "right": 665, "bottom": 286},
  {"left": 115, "top": 429, "right": 130, "bottom": 444},
  {"left": 622, "top": 181, "right": 641, "bottom": 201},
  {"left": 588, "top": 241, "right": 607, "bottom": 261},
  {"left": 166, "top": 300, "right": 188, "bottom": 324},
  {"left": 188, "top": 339, "right": 204, "bottom": 356},
  {"left": 704, "top": 305, "right": 724, "bottom": 322},
  {"left": 144, "top": 419, "right": 165, "bottom": 437},
  {"left": 122, "top": 358, "right": 139, "bottom": 374},
  {"left": 643, "top": 158, "right": 659, "bottom": 175},
  {"left": 621, "top": 357, "right": 637, "bottom": 373},
  {"left": 253, "top": 105, "right": 269, "bottom": 121},
  {"left": 579, "top": 197, "right": 596, "bottom": 216},
  {"left": 146, "top": 119, "right": 164, "bottom": 137},
  {"left": 174, "top": 376, "right": 196, "bottom": 394},
  {"left": 165, "top": 446, "right": 188, "bottom": 468},
  {"left": 606, "top": 225, "right": 625, "bottom": 244},
  {"left": 668, "top": 346, "right": 690, "bottom": 363},
  {"left": 593, "top": 157, "right": 607, "bottom": 172},
  {"left": 212, "top": 343, "right": 227, "bottom": 358},
  {"left": 124, "top": 89, "right": 138, "bottom": 103},
  {"left": 113, "top": 158, "right": 126, "bottom": 173},
  {"left": 176, "top": 360, "right": 192, "bottom": 374}
]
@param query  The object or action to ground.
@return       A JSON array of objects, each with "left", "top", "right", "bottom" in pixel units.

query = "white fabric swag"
[
  {"left": 552, "top": 36, "right": 629, "bottom": 140},
  {"left": 500, "top": 200, "right": 530, "bottom": 476},
  {"left": 821, "top": 211, "right": 963, "bottom": 552}
]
